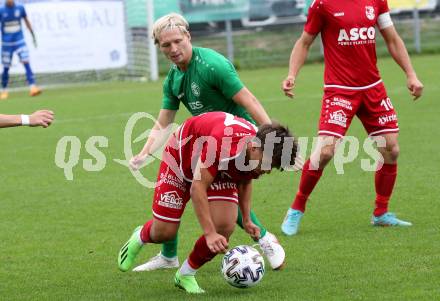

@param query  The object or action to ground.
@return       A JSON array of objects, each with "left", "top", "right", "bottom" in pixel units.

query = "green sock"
[
  {"left": 161, "top": 235, "right": 178, "bottom": 259},
  {"left": 236, "top": 208, "right": 267, "bottom": 241}
]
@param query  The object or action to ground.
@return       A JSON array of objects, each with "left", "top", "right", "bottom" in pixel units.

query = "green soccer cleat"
[
  {"left": 174, "top": 271, "right": 205, "bottom": 294},
  {"left": 118, "top": 226, "right": 143, "bottom": 272}
]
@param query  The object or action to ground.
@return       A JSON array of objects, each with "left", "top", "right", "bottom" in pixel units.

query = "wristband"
[{"left": 21, "top": 114, "right": 30, "bottom": 126}]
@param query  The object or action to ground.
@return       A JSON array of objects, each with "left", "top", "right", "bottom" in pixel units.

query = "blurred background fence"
[
  {"left": 3, "top": 0, "right": 440, "bottom": 88},
  {"left": 156, "top": 0, "right": 440, "bottom": 74},
  {"left": 128, "top": 0, "right": 440, "bottom": 75},
  {"left": 184, "top": 12, "right": 440, "bottom": 72}
]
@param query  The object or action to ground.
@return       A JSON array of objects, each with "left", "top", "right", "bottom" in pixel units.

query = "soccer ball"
[{"left": 221, "top": 245, "right": 265, "bottom": 288}]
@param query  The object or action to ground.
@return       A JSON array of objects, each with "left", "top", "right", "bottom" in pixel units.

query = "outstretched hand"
[
  {"left": 30, "top": 110, "right": 54, "bottom": 128},
  {"left": 129, "top": 154, "right": 148, "bottom": 171}
]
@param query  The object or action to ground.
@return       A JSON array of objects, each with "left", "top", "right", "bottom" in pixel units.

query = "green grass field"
[{"left": 1, "top": 54, "right": 439, "bottom": 300}]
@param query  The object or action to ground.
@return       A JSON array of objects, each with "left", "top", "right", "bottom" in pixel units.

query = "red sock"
[
  {"left": 374, "top": 163, "right": 397, "bottom": 217},
  {"left": 291, "top": 159, "right": 323, "bottom": 212},
  {"left": 188, "top": 235, "right": 218, "bottom": 269},
  {"left": 140, "top": 220, "right": 153, "bottom": 243}
]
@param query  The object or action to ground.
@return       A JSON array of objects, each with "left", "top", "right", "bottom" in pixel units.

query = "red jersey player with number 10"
[{"left": 281, "top": 0, "right": 424, "bottom": 235}]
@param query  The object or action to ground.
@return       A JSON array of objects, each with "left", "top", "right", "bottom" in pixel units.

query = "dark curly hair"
[{"left": 255, "top": 121, "right": 298, "bottom": 171}]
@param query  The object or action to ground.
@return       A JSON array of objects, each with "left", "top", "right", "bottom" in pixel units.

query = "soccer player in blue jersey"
[{"left": 0, "top": 0, "right": 41, "bottom": 100}]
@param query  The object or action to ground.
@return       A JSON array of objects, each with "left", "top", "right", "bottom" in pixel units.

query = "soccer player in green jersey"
[{"left": 125, "top": 13, "right": 285, "bottom": 271}]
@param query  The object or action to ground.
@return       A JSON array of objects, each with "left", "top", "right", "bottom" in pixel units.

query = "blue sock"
[
  {"left": 23, "top": 63, "right": 35, "bottom": 85},
  {"left": 2, "top": 67, "right": 10, "bottom": 89}
]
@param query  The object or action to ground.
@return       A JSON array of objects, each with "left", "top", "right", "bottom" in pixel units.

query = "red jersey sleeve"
[
  {"left": 304, "top": 0, "right": 324, "bottom": 35},
  {"left": 377, "top": 0, "right": 390, "bottom": 15}
]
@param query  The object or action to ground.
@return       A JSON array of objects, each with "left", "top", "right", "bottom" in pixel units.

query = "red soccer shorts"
[
  {"left": 318, "top": 82, "right": 399, "bottom": 138},
  {"left": 151, "top": 160, "right": 239, "bottom": 224}
]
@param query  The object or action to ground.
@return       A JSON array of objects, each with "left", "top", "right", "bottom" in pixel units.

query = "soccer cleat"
[
  {"left": 371, "top": 212, "right": 412, "bottom": 227},
  {"left": 174, "top": 271, "right": 205, "bottom": 294},
  {"left": 118, "top": 226, "right": 143, "bottom": 272},
  {"left": 29, "top": 86, "right": 42, "bottom": 97},
  {"left": 281, "top": 208, "right": 304, "bottom": 236},
  {"left": 132, "top": 252, "right": 179, "bottom": 272},
  {"left": 258, "top": 232, "right": 285, "bottom": 270},
  {"left": 0, "top": 91, "right": 8, "bottom": 100}
]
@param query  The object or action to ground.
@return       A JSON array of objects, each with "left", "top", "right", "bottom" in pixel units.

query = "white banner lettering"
[{"left": 10, "top": 1, "right": 127, "bottom": 74}]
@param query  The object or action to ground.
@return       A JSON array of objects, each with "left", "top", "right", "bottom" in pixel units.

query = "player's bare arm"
[
  {"left": 232, "top": 88, "right": 271, "bottom": 125},
  {"left": 0, "top": 110, "right": 54, "bottom": 128},
  {"left": 282, "top": 31, "right": 317, "bottom": 98},
  {"left": 237, "top": 180, "right": 260, "bottom": 240},
  {"left": 381, "top": 26, "right": 424, "bottom": 100},
  {"left": 130, "top": 109, "right": 177, "bottom": 170},
  {"left": 191, "top": 161, "right": 228, "bottom": 254},
  {"left": 23, "top": 16, "right": 37, "bottom": 47}
]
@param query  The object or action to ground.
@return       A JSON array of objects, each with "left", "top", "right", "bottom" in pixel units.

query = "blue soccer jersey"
[{"left": 0, "top": 4, "right": 26, "bottom": 46}]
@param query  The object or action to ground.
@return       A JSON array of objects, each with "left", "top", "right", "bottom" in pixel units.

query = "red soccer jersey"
[
  {"left": 305, "top": 0, "right": 391, "bottom": 88},
  {"left": 170, "top": 112, "right": 258, "bottom": 183}
]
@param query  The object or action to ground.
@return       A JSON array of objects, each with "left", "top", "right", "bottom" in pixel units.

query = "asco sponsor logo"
[{"left": 338, "top": 27, "right": 376, "bottom": 46}]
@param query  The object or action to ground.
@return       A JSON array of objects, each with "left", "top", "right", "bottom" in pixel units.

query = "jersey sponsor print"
[{"left": 305, "top": 0, "right": 392, "bottom": 88}]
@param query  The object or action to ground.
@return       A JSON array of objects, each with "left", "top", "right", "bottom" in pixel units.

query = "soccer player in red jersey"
[
  {"left": 129, "top": 13, "right": 286, "bottom": 272},
  {"left": 118, "top": 112, "right": 297, "bottom": 293},
  {"left": 281, "top": 0, "right": 424, "bottom": 235}
]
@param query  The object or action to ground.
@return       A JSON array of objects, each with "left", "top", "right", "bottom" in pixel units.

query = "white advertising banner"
[{"left": 10, "top": 1, "right": 127, "bottom": 74}]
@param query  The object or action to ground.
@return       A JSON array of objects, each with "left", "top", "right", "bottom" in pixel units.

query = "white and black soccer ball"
[{"left": 221, "top": 245, "right": 265, "bottom": 288}]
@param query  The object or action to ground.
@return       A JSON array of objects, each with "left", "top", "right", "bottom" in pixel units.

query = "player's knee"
[
  {"left": 215, "top": 222, "right": 235, "bottom": 239},
  {"left": 150, "top": 223, "right": 177, "bottom": 243},
  {"left": 379, "top": 142, "right": 399, "bottom": 163},
  {"left": 387, "top": 143, "right": 400, "bottom": 161},
  {"left": 320, "top": 145, "right": 336, "bottom": 164}
]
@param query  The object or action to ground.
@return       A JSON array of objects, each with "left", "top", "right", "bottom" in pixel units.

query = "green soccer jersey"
[{"left": 162, "top": 47, "right": 255, "bottom": 124}]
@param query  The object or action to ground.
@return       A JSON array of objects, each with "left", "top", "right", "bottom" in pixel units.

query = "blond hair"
[{"left": 152, "top": 13, "right": 190, "bottom": 45}]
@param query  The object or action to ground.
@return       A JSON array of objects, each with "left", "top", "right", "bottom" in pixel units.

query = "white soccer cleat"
[
  {"left": 258, "top": 232, "right": 285, "bottom": 270},
  {"left": 132, "top": 252, "right": 179, "bottom": 272}
]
